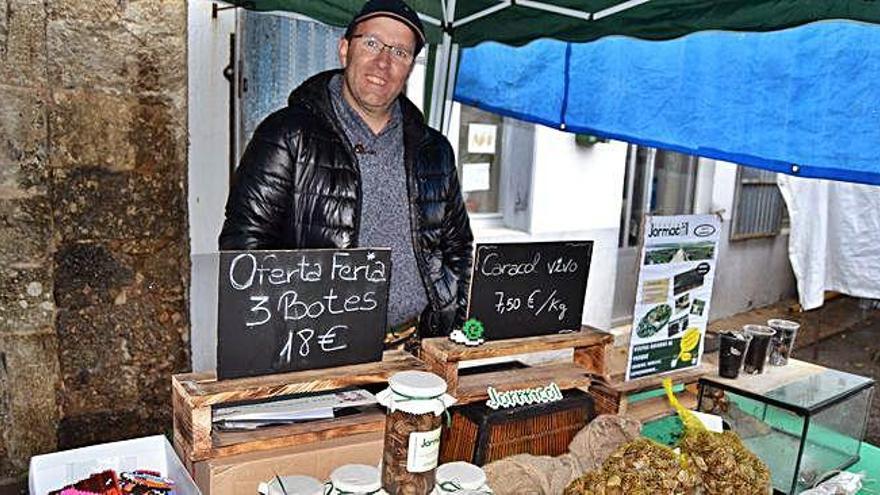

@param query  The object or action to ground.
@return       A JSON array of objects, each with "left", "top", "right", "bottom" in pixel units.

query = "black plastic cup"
[
  {"left": 743, "top": 325, "right": 776, "bottom": 374},
  {"left": 718, "top": 331, "right": 750, "bottom": 379}
]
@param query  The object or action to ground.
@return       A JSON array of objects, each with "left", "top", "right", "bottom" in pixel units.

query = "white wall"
[
  {"left": 188, "top": 2, "right": 234, "bottom": 255},
  {"left": 706, "top": 160, "right": 796, "bottom": 320},
  {"left": 529, "top": 129, "right": 624, "bottom": 234},
  {"left": 188, "top": 2, "right": 235, "bottom": 371}
]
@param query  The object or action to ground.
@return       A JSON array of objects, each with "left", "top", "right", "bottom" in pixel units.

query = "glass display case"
[{"left": 698, "top": 362, "right": 874, "bottom": 494}]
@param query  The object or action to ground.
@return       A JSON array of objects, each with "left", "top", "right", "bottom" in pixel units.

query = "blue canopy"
[{"left": 455, "top": 21, "right": 880, "bottom": 186}]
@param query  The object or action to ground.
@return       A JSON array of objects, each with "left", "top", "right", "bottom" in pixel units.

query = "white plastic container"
[
  {"left": 28, "top": 435, "right": 200, "bottom": 495},
  {"left": 325, "top": 464, "right": 389, "bottom": 495},
  {"left": 432, "top": 462, "right": 492, "bottom": 494},
  {"left": 259, "top": 475, "right": 324, "bottom": 495}
]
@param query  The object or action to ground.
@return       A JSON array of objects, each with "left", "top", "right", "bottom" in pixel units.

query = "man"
[{"left": 219, "top": 0, "right": 473, "bottom": 339}]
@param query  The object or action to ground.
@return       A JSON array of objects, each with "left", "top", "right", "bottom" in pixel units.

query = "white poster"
[
  {"left": 467, "top": 123, "right": 497, "bottom": 154},
  {"left": 462, "top": 162, "right": 491, "bottom": 192},
  {"left": 625, "top": 215, "right": 721, "bottom": 381}
]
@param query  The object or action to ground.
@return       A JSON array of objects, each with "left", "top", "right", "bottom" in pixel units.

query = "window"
[
  {"left": 456, "top": 105, "right": 504, "bottom": 215},
  {"left": 730, "top": 166, "right": 787, "bottom": 240},
  {"left": 619, "top": 145, "right": 698, "bottom": 247},
  {"left": 447, "top": 103, "right": 535, "bottom": 229},
  {"left": 239, "top": 11, "right": 344, "bottom": 152}
]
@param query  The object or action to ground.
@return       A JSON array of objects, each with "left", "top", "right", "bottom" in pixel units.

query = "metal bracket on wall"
[
  {"left": 212, "top": 2, "right": 237, "bottom": 19},
  {"left": 223, "top": 33, "right": 238, "bottom": 183}
]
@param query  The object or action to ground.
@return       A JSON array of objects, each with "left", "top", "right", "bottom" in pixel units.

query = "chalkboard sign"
[
  {"left": 216, "top": 249, "right": 391, "bottom": 379},
  {"left": 467, "top": 242, "right": 593, "bottom": 340}
]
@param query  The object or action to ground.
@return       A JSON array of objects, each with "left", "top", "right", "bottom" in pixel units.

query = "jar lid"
[
  {"left": 329, "top": 464, "right": 381, "bottom": 492},
  {"left": 389, "top": 371, "right": 447, "bottom": 398},
  {"left": 767, "top": 319, "right": 800, "bottom": 330},
  {"left": 435, "top": 462, "right": 487, "bottom": 490},
  {"left": 267, "top": 475, "right": 324, "bottom": 495}
]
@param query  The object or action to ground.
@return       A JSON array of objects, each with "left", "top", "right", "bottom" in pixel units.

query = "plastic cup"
[
  {"left": 718, "top": 331, "right": 751, "bottom": 379},
  {"left": 742, "top": 325, "right": 775, "bottom": 374},
  {"left": 767, "top": 319, "right": 800, "bottom": 366}
]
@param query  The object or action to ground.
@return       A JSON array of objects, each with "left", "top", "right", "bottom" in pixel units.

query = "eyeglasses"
[{"left": 350, "top": 34, "right": 414, "bottom": 64}]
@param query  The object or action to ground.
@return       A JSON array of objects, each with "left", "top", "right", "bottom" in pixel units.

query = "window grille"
[{"left": 730, "top": 166, "right": 786, "bottom": 240}]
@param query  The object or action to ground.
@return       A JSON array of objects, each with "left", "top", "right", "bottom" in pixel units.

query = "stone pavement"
[{"left": 793, "top": 300, "right": 880, "bottom": 445}]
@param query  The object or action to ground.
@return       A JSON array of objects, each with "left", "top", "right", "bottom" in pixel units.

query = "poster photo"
[{"left": 625, "top": 215, "right": 721, "bottom": 381}]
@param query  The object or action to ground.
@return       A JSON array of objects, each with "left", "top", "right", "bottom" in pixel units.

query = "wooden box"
[
  {"left": 420, "top": 327, "right": 612, "bottom": 406},
  {"left": 588, "top": 361, "right": 712, "bottom": 422},
  {"left": 172, "top": 350, "right": 425, "bottom": 466},
  {"left": 440, "top": 389, "right": 595, "bottom": 465}
]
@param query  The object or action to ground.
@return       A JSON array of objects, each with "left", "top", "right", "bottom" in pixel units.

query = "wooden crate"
[
  {"left": 172, "top": 350, "right": 425, "bottom": 465},
  {"left": 420, "top": 327, "right": 612, "bottom": 405},
  {"left": 588, "top": 361, "right": 713, "bottom": 423},
  {"left": 440, "top": 389, "right": 594, "bottom": 465}
]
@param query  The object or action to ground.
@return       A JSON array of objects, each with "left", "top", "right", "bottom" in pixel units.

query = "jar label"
[{"left": 406, "top": 427, "right": 441, "bottom": 473}]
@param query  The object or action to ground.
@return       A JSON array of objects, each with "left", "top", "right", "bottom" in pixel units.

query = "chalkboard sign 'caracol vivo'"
[
  {"left": 217, "top": 249, "right": 391, "bottom": 379},
  {"left": 467, "top": 242, "right": 593, "bottom": 340}
]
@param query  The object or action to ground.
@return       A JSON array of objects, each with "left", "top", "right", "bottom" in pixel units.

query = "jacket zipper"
[
  {"left": 348, "top": 143, "right": 362, "bottom": 247},
  {"left": 404, "top": 140, "right": 440, "bottom": 313}
]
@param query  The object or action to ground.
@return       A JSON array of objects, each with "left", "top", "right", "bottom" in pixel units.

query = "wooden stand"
[
  {"left": 588, "top": 361, "right": 713, "bottom": 422},
  {"left": 172, "top": 350, "right": 425, "bottom": 465},
  {"left": 420, "top": 327, "right": 612, "bottom": 405}
]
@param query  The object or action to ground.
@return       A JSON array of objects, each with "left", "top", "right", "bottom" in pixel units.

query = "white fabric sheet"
[{"left": 778, "top": 175, "right": 880, "bottom": 310}]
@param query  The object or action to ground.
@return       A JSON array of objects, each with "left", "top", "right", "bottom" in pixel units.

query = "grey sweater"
[{"left": 328, "top": 75, "right": 428, "bottom": 328}]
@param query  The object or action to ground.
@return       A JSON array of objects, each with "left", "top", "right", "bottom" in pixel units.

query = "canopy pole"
[
  {"left": 594, "top": 0, "right": 651, "bottom": 20},
  {"left": 452, "top": 1, "right": 511, "bottom": 28},
  {"left": 428, "top": 0, "right": 458, "bottom": 131},
  {"left": 417, "top": 13, "right": 442, "bottom": 27},
  {"left": 442, "top": 43, "right": 460, "bottom": 136},
  {"left": 429, "top": 41, "right": 460, "bottom": 134},
  {"left": 428, "top": 32, "right": 451, "bottom": 130},
  {"left": 517, "top": 0, "right": 591, "bottom": 21}
]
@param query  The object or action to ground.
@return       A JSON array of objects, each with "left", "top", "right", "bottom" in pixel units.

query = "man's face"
[{"left": 338, "top": 16, "right": 416, "bottom": 116}]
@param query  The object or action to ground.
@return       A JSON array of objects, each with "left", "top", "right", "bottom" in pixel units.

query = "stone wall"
[{"left": 0, "top": 0, "right": 189, "bottom": 481}]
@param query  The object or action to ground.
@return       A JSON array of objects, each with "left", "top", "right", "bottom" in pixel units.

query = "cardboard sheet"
[{"left": 193, "top": 432, "right": 384, "bottom": 495}]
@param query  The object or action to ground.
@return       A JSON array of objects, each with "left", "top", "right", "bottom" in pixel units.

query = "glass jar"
[
  {"left": 377, "top": 371, "right": 456, "bottom": 495},
  {"left": 432, "top": 462, "right": 492, "bottom": 494},
  {"left": 326, "top": 464, "right": 388, "bottom": 495}
]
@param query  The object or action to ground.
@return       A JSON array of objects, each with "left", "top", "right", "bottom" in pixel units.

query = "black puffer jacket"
[{"left": 219, "top": 70, "right": 473, "bottom": 337}]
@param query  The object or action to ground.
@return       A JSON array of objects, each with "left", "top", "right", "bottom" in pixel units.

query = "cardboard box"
[
  {"left": 29, "top": 435, "right": 201, "bottom": 495},
  {"left": 193, "top": 432, "right": 384, "bottom": 495}
]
